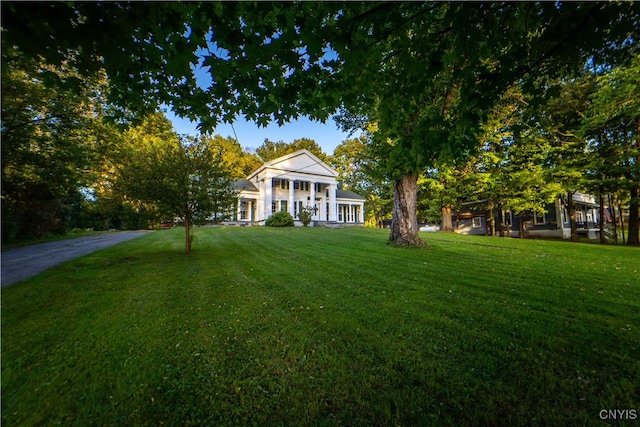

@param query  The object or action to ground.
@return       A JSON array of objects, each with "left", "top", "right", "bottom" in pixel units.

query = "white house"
[{"left": 232, "top": 149, "right": 365, "bottom": 226}]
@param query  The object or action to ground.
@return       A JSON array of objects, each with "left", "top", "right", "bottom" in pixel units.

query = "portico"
[{"left": 233, "top": 149, "right": 365, "bottom": 225}]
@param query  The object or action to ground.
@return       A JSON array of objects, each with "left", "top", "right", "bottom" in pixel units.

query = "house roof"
[
  {"left": 233, "top": 178, "right": 259, "bottom": 192},
  {"left": 336, "top": 189, "right": 365, "bottom": 200},
  {"left": 247, "top": 149, "right": 338, "bottom": 180}
]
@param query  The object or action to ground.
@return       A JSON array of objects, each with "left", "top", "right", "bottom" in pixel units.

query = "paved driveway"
[{"left": 1, "top": 231, "right": 149, "bottom": 287}]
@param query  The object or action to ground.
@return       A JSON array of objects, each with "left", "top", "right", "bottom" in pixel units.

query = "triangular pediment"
[{"left": 248, "top": 149, "right": 337, "bottom": 179}]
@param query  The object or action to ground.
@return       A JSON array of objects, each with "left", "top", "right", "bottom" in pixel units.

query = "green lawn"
[{"left": 2, "top": 227, "right": 638, "bottom": 426}]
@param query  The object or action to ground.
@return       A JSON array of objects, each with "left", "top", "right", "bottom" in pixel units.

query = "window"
[
  {"left": 503, "top": 210, "right": 512, "bottom": 226},
  {"left": 280, "top": 200, "right": 288, "bottom": 212},
  {"left": 472, "top": 216, "right": 482, "bottom": 228},
  {"left": 534, "top": 212, "right": 545, "bottom": 225},
  {"left": 239, "top": 201, "right": 248, "bottom": 220},
  {"left": 315, "top": 183, "right": 323, "bottom": 192},
  {"left": 294, "top": 181, "right": 309, "bottom": 191},
  {"left": 271, "top": 201, "right": 277, "bottom": 214},
  {"left": 272, "top": 179, "right": 289, "bottom": 189}
]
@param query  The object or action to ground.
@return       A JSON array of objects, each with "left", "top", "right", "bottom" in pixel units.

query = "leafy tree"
[
  {"left": 117, "top": 114, "right": 237, "bottom": 253},
  {"left": 1, "top": 45, "right": 109, "bottom": 240},
  {"left": 539, "top": 77, "right": 596, "bottom": 241},
  {"left": 201, "top": 134, "right": 262, "bottom": 179},
  {"left": 255, "top": 140, "right": 291, "bottom": 163},
  {"left": 255, "top": 138, "right": 328, "bottom": 163},
  {"left": 332, "top": 3, "right": 638, "bottom": 245},
  {"left": 499, "top": 127, "right": 562, "bottom": 238},
  {"left": 420, "top": 161, "right": 483, "bottom": 232},
  {"left": 4, "top": 2, "right": 638, "bottom": 245},
  {"left": 583, "top": 54, "right": 640, "bottom": 245},
  {"left": 332, "top": 136, "right": 393, "bottom": 227}
]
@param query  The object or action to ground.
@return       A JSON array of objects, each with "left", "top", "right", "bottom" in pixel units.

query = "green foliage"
[
  {"left": 201, "top": 134, "right": 262, "bottom": 179},
  {"left": 115, "top": 114, "right": 237, "bottom": 252},
  {"left": 255, "top": 138, "right": 328, "bottom": 163},
  {"left": 1, "top": 45, "right": 110, "bottom": 241},
  {"left": 2, "top": 228, "right": 639, "bottom": 425},
  {"left": 332, "top": 136, "right": 393, "bottom": 226},
  {"left": 297, "top": 206, "right": 314, "bottom": 227},
  {"left": 3, "top": 2, "right": 638, "bottom": 245},
  {"left": 265, "top": 211, "right": 294, "bottom": 227},
  {"left": 6, "top": 2, "right": 636, "bottom": 135},
  {"left": 582, "top": 54, "right": 640, "bottom": 245}
]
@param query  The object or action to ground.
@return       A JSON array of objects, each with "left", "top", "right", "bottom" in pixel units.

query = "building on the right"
[{"left": 450, "top": 192, "right": 603, "bottom": 239}]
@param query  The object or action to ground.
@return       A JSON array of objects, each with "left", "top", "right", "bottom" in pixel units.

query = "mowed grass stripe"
[{"left": 1, "top": 227, "right": 638, "bottom": 426}]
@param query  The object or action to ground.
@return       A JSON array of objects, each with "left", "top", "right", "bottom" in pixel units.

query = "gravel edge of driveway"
[{"left": 1, "top": 231, "right": 150, "bottom": 287}]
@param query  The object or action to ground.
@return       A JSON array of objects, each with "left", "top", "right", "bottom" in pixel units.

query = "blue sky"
[
  {"left": 164, "top": 38, "right": 356, "bottom": 155},
  {"left": 166, "top": 111, "right": 354, "bottom": 155}
]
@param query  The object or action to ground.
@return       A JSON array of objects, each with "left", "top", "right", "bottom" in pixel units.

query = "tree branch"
[
  {"left": 367, "top": 3, "right": 443, "bottom": 49},
  {"left": 527, "top": 2, "right": 605, "bottom": 74}
]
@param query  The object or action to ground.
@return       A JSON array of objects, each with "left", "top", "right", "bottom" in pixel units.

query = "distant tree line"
[
  {"left": 332, "top": 56, "right": 640, "bottom": 245},
  {"left": 2, "top": 2, "right": 638, "bottom": 247},
  {"left": 0, "top": 49, "right": 338, "bottom": 249}
]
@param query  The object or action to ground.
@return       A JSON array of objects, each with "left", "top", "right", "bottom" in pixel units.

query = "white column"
[
  {"left": 236, "top": 199, "right": 242, "bottom": 221},
  {"left": 328, "top": 184, "right": 337, "bottom": 221},
  {"left": 288, "top": 179, "right": 295, "bottom": 217},
  {"left": 309, "top": 182, "right": 316, "bottom": 219},
  {"left": 359, "top": 202, "right": 365, "bottom": 223},
  {"left": 256, "top": 187, "right": 263, "bottom": 220},
  {"left": 264, "top": 178, "right": 273, "bottom": 220}
]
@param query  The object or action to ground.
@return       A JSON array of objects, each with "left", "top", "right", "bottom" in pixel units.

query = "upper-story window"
[
  {"left": 272, "top": 179, "right": 289, "bottom": 189},
  {"left": 293, "top": 181, "right": 310, "bottom": 191}
]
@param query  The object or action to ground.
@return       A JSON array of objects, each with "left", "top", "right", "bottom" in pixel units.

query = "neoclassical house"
[{"left": 232, "top": 149, "right": 365, "bottom": 226}]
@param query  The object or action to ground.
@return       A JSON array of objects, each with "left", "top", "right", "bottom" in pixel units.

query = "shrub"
[
  {"left": 297, "top": 207, "right": 315, "bottom": 227},
  {"left": 265, "top": 211, "right": 294, "bottom": 227}
]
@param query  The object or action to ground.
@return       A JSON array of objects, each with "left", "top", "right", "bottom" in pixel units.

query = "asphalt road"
[{"left": 1, "top": 231, "right": 149, "bottom": 287}]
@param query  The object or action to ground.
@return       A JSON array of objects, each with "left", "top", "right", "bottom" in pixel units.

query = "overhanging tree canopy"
[{"left": 3, "top": 1, "right": 638, "bottom": 244}]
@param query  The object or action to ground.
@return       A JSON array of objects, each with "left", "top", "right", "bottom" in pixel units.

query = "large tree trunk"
[
  {"left": 389, "top": 174, "right": 425, "bottom": 246},
  {"left": 617, "top": 192, "right": 626, "bottom": 244},
  {"left": 518, "top": 212, "right": 526, "bottom": 239},
  {"left": 627, "top": 186, "right": 639, "bottom": 246},
  {"left": 486, "top": 199, "right": 495, "bottom": 236},
  {"left": 609, "top": 193, "right": 618, "bottom": 244},
  {"left": 441, "top": 205, "right": 453, "bottom": 232},
  {"left": 599, "top": 192, "right": 607, "bottom": 244}
]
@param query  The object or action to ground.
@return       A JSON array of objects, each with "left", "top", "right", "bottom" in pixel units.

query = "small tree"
[
  {"left": 118, "top": 114, "right": 237, "bottom": 253},
  {"left": 297, "top": 206, "right": 315, "bottom": 227}
]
